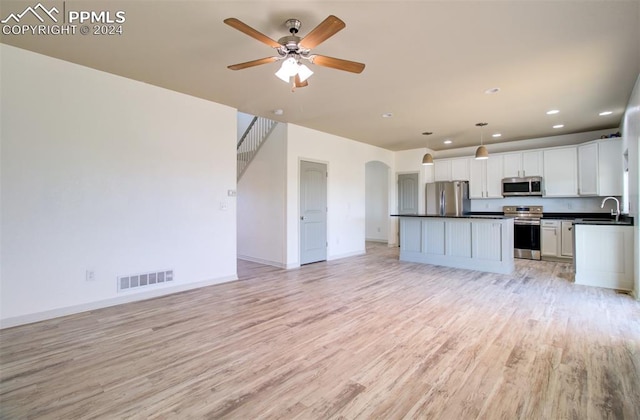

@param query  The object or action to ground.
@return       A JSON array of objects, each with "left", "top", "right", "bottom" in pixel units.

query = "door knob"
[{"left": 300, "top": 216, "right": 306, "bottom": 220}]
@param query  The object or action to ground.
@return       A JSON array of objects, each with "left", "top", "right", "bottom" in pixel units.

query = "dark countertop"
[
  {"left": 392, "top": 213, "right": 633, "bottom": 225},
  {"left": 573, "top": 217, "right": 633, "bottom": 226},
  {"left": 390, "top": 214, "right": 508, "bottom": 220},
  {"left": 541, "top": 212, "right": 633, "bottom": 226},
  {"left": 464, "top": 212, "right": 634, "bottom": 226}
]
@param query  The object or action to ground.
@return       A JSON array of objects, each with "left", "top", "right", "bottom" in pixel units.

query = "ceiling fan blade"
[
  {"left": 299, "top": 15, "right": 346, "bottom": 49},
  {"left": 224, "top": 18, "right": 281, "bottom": 48},
  {"left": 294, "top": 74, "right": 309, "bottom": 88},
  {"left": 310, "top": 55, "right": 365, "bottom": 74},
  {"left": 227, "top": 57, "right": 279, "bottom": 70}
]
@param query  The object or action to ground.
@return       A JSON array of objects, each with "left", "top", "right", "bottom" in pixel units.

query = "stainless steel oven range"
[{"left": 503, "top": 205, "right": 543, "bottom": 260}]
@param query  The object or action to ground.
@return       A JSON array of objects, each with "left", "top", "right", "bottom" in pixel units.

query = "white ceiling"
[{"left": 1, "top": 1, "right": 639, "bottom": 151}]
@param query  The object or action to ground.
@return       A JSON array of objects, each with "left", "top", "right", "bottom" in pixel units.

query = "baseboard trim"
[
  {"left": 0, "top": 274, "right": 238, "bottom": 329},
  {"left": 365, "top": 238, "right": 388, "bottom": 243},
  {"left": 237, "top": 255, "right": 287, "bottom": 269},
  {"left": 328, "top": 250, "right": 366, "bottom": 261}
]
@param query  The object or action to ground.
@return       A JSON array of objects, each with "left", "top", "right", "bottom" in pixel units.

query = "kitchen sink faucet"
[{"left": 601, "top": 196, "right": 620, "bottom": 222}]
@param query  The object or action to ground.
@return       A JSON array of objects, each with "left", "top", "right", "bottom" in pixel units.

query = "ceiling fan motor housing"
[
  {"left": 278, "top": 35, "right": 302, "bottom": 52},
  {"left": 285, "top": 19, "right": 301, "bottom": 34}
]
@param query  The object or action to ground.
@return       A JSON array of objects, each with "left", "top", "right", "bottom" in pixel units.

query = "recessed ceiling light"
[
  {"left": 599, "top": 111, "right": 613, "bottom": 116},
  {"left": 382, "top": 112, "right": 393, "bottom": 118},
  {"left": 553, "top": 124, "right": 564, "bottom": 129},
  {"left": 484, "top": 87, "right": 500, "bottom": 94},
  {"left": 492, "top": 133, "right": 502, "bottom": 138},
  {"left": 444, "top": 140, "right": 452, "bottom": 144},
  {"left": 273, "top": 109, "right": 284, "bottom": 115},
  {"left": 546, "top": 110, "right": 560, "bottom": 115}
]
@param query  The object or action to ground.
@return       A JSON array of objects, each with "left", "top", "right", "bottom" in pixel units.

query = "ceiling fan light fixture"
[
  {"left": 275, "top": 66, "right": 291, "bottom": 82},
  {"left": 297, "top": 63, "right": 314, "bottom": 82},
  {"left": 275, "top": 57, "right": 299, "bottom": 82}
]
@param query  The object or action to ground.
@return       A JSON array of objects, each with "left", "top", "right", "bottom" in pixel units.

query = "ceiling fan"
[{"left": 224, "top": 15, "right": 365, "bottom": 89}]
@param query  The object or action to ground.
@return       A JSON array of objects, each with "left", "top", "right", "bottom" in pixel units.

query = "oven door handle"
[{"left": 514, "top": 220, "right": 541, "bottom": 226}]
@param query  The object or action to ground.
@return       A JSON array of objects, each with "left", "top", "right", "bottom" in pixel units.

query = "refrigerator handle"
[{"left": 440, "top": 189, "right": 445, "bottom": 216}]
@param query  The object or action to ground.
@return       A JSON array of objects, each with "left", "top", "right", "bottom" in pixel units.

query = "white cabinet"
[
  {"left": 543, "top": 147, "right": 578, "bottom": 197},
  {"left": 560, "top": 220, "right": 574, "bottom": 257},
  {"left": 451, "top": 158, "right": 470, "bottom": 181},
  {"left": 423, "top": 163, "right": 435, "bottom": 184},
  {"left": 522, "top": 151, "right": 544, "bottom": 177},
  {"left": 434, "top": 157, "right": 470, "bottom": 182},
  {"left": 542, "top": 219, "right": 573, "bottom": 259},
  {"left": 541, "top": 220, "right": 560, "bottom": 257},
  {"left": 469, "top": 155, "right": 503, "bottom": 198},
  {"left": 503, "top": 151, "right": 543, "bottom": 178},
  {"left": 578, "top": 142, "right": 599, "bottom": 196},
  {"left": 434, "top": 160, "right": 451, "bottom": 181},
  {"left": 575, "top": 224, "right": 633, "bottom": 290},
  {"left": 578, "top": 138, "right": 623, "bottom": 197},
  {"left": 597, "top": 138, "right": 623, "bottom": 196}
]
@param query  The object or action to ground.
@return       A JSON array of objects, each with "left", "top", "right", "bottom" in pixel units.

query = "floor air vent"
[{"left": 118, "top": 270, "right": 173, "bottom": 292}]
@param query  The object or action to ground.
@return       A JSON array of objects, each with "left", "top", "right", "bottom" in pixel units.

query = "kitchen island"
[
  {"left": 394, "top": 215, "right": 514, "bottom": 274},
  {"left": 573, "top": 217, "right": 634, "bottom": 290}
]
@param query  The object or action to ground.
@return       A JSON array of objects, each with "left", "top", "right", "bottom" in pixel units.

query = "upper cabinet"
[
  {"left": 424, "top": 163, "right": 435, "bottom": 184},
  {"left": 470, "top": 155, "right": 504, "bottom": 199},
  {"left": 578, "top": 138, "right": 622, "bottom": 197},
  {"left": 430, "top": 137, "right": 621, "bottom": 200},
  {"left": 543, "top": 146, "right": 578, "bottom": 197},
  {"left": 598, "top": 138, "right": 623, "bottom": 196},
  {"left": 503, "top": 150, "right": 543, "bottom": 178},
  {"left": 434, "top": 157, "right": 470, "bottom": 182},
  {"left": 577, "top": 143, "right": 599, "bottom": 196}
]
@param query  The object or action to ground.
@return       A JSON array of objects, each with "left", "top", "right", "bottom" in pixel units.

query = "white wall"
[
  {"left": 237, "top": 123, "right": 287, "bottom": 267},
  {"left": 621, "top": 73, "right": 640, "bottom": 298},
  {"left": 365, "top": 161, "right": 389, "bottom": 242},
  {"left": 1, "top": 45, "right": 238, "bottom": 327},
  {"left": 286, "top": 125, "right": 394, "bottom": 267}
]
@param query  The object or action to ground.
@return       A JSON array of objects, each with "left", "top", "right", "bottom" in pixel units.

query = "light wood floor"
[{"left": 1, "top": 242, "right": 639, "bottom": 419}]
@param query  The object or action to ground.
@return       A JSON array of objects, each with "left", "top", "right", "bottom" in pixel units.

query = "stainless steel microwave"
[{"left": 502, "top": 176, "right": 543, "bottom": 197}]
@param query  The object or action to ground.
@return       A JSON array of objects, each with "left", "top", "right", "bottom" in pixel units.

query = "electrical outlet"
[{"left": 86, "top": 270, "right": 95, "bottom": 281}]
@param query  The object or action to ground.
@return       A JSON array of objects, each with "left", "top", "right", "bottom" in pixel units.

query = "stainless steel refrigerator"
[{"left": 425, "top": 181, "right": 470, "bottom": 216}]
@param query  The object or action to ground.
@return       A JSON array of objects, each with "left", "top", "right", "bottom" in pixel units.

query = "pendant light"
[
  {"left": 475, "top": 122, "right": 489, "bottom": 160},
  {"left": 421, "top": 132, "right": 434, "bottom": 165}
]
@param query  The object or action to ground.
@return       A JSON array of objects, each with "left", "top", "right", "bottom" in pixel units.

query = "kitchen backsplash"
[{"left": 470, "top": 196, "right": 619, "bottom": 213}]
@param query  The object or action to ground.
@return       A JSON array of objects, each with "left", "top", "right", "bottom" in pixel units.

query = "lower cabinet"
[
  {"left": 541, "top": 220, "right": 560, "bottom": 257},
  {"left": 398, "top": 217, "right": 514, "bottom": 274},
  {"left": 560, "top": 221, "right": 574, "bottom": 257},
  {"left": 541, "top": 219, "right": 573, "bottom": 259}
]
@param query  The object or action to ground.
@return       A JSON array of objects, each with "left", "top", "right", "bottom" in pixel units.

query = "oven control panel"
[{"left": 503, "top": 206, "right": 543, "bottom": 217}]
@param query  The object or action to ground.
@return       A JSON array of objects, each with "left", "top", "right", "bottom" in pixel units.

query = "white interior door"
[
  {"left": 300, "top": 160, "right": 327, "bottom": 265},
  {"left": 398, "top": 173, "right": 419, "bottom": 214}
]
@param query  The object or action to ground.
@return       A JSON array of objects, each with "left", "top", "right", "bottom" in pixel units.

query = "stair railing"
[{"left": 237, "top": 116, "right": 278, "bottom": 179}]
